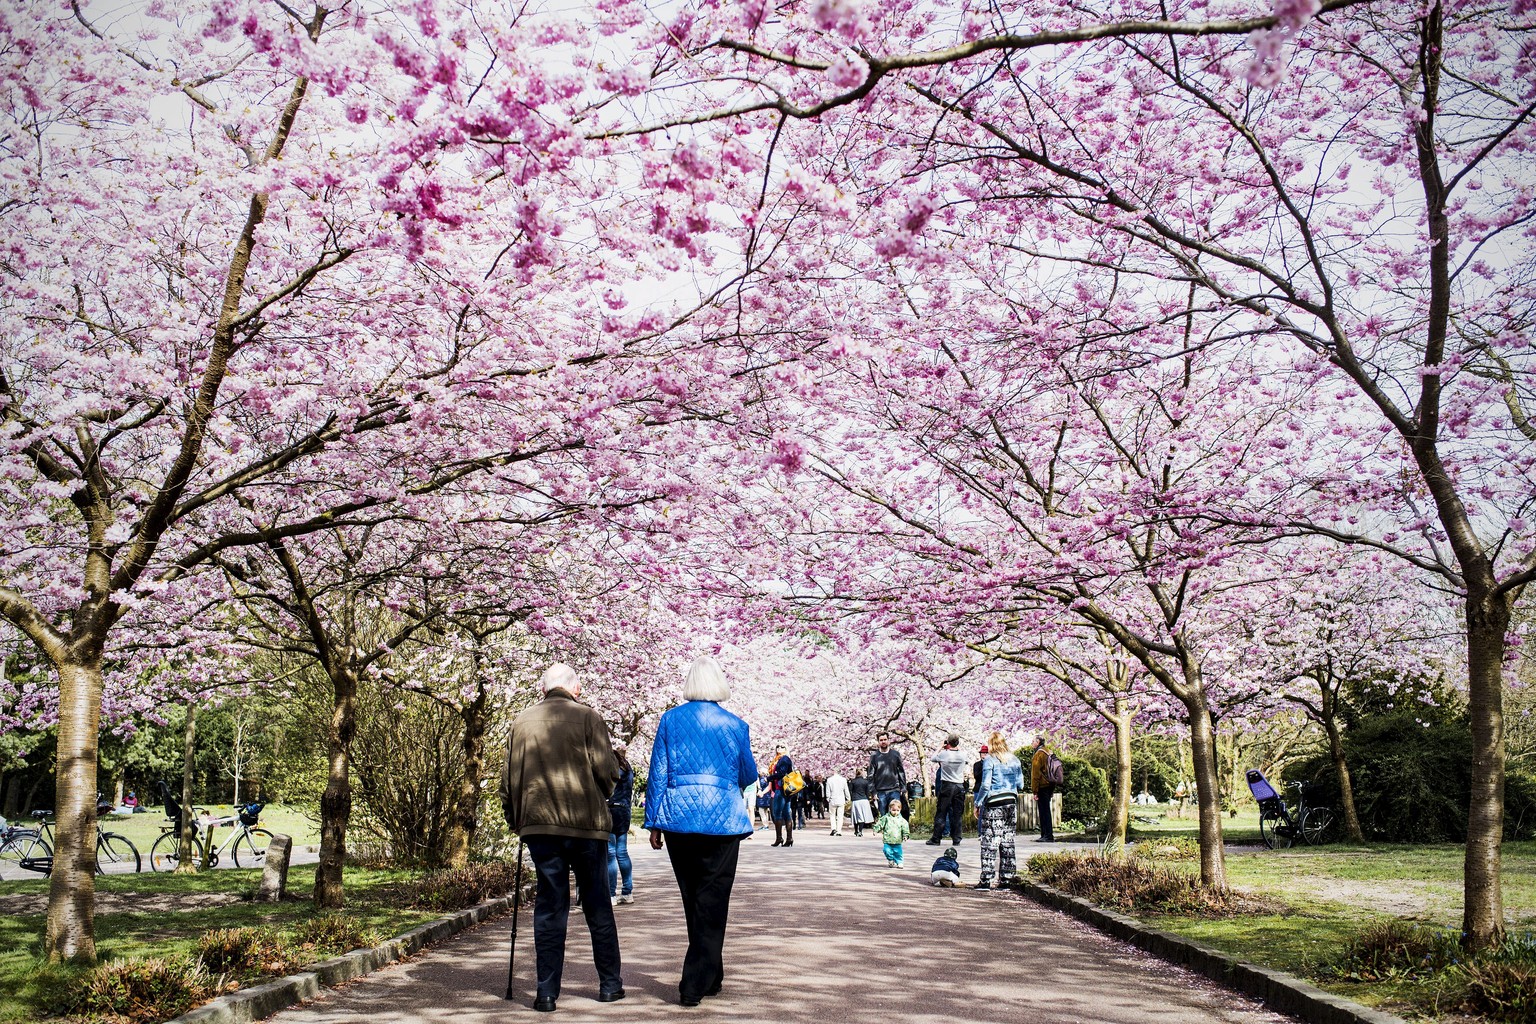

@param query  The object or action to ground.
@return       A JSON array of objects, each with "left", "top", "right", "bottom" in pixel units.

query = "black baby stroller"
[{"left": 1246, "top": 769, "right": 1337, "bottom": 849}]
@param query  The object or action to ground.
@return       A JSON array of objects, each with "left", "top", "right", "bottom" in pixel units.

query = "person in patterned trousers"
[{"left": 972, "top": 730, "right": 1023, "bottom": 890}]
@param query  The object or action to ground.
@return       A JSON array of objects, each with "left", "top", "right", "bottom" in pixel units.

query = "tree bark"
[
  {"left": 1318, "top": 683, "right": 1365, "bottom": 843},
  {"left": 445, "top": 682, "right": 489, "bottom": 870},
  {"left": 314, "top": 663, "right": 357, "bottom": 908},
  {"left": 1463, "top": 586, "right": 1510, "bottom": 950},
  {"left": 1105, "top": 695, "right": 1133, "bottom": 858},
  {"left": 178, "top": 699, "right": 201, "bottom": 873},
  {"left": 44, "top": 658, "right": 103, "bottom": 961},
  {"left": 1186, "top": 697, "right": 1227, "bottom": 889}
]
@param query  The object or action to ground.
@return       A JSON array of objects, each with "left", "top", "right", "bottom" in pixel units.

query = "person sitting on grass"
[
  {"left": 930, "top": 846, "right": 961, "bottom": 887},
  {"left": 874, "top": 797, "right": 911, "bottom": 868}
]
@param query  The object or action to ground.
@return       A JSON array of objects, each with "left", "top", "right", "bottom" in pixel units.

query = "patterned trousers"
[{"left": 978, "top": 801, "right": 1017, "bottom": 884}]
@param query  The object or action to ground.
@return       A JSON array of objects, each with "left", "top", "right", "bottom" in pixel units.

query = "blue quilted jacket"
[{"left": 643, "top": 701, "right": 758, "bottom": 836}]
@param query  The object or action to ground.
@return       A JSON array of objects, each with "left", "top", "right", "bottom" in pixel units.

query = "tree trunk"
[
  {"left": 1463, "top": 587, "right": 1510, "bottom": 951},
  {"left": 178, "top": 699, "right": 201, "bottom": 873},
  {"left": 912, "top": 736, "right": 929, "bottom": 797},
  {"left": 314, "top": 663, "right": 357, "bottom": 908},
  {"left": 446, "top": 685, "right": 488, "bottom": 870},
  {"left": 1186, "top": 697, "right": 1227, "bottom": 889},
  {"left": 1105, "top": 697, "right": 1132, "bottom": 858},
  {"left": 1319, "top": 686, "right": 1365, "bottom": 842},
  {"left": 45, "top": 657, "right": 105, "bottom": 961}
]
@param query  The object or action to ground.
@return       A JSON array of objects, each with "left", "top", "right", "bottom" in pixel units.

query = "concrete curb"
[
  {"left": 1015, "top": 881, "right": 1408, "bottom": 1024},
  {"left": 169, "top": 895, "right": 515, "bottom": 1024}
]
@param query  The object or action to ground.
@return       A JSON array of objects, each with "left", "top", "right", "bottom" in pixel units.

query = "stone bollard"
[{"left": 258, "top": 834, "right": 293, "bottom": 902}]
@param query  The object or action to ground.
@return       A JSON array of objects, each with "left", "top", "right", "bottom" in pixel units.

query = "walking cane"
[{"left": 504, "top": 836, "right": 526, "bottom": 1001}]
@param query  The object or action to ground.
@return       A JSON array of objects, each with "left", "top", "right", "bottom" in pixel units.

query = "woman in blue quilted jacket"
[{"left": 644, "top": 655, "right": 759, "bottom": 1007}]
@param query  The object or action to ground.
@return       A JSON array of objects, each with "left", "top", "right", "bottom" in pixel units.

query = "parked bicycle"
[
  {"left": 150, "top": 795, "right": 271, "bottom": 872},
  {"left": 1246, "top": 769, "right": 1337, "bottom": 848},
  {"left": 21, "top": 798, "right": 142, "bottom": 874},
  {"left": 0, "top": 816, "right": 52, "bottom": 871}
]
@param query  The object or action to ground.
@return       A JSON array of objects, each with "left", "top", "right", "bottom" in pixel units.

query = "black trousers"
[
  {"left": 664, "top": 832, "right": 743, "bottom": 1002},
  {"left": 526, "top": 836, "right": 623, "bottom": 1000},
  {"left": 1036, "top": 785, "right": 1056, "bottom": 841},
  {"left": 934, "top": 781, "right": 965, "bottom": 842}
]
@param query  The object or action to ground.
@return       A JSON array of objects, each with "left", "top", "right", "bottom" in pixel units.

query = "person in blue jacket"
[{"left": 644, "top": 655, "right": 759, "bottom": 1007}]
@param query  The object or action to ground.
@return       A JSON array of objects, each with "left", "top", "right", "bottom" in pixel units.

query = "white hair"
[
  {"left": 681, "top": 655, "right": 731, "bottom": 702},
  {"left": 540, "top": 662, "right": 579, "bottom": 694}
]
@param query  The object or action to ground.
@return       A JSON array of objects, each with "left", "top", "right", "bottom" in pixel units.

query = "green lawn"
[
  {"left": 1133, "top": 842, "right": 1536, "bottom": 1022},
  {"left": 0, "top": 867, "right": 434, "bottom": 1024}
]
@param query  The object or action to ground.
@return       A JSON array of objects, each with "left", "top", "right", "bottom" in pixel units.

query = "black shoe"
[
  {"left": 784, "top": 839, "right": 793, "bottom": 847},
  {"left": 972, "top": 881, "right": 992, "bottom": 890},
  {"left": 533, "top": 996, "right": 557, "bottom": 1012},
  {"left": 680, "top": 997, "right": 702, "bottom": 1007},
  {"left": 770, "top": 839, "right": 782, "bottom": 847},
  {"left": 925, "top": 839, "right": 942, "bottom": 846},
  {"left": 597, "top": 989, "right": 626, "bottom": 1003}
]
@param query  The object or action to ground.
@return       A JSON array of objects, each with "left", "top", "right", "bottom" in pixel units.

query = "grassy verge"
[
  {"left": 83, "top": 803, "right": 321, "bottom": 857},
  {"left": 1025, "top": 843, "right": 1536, "bottom": 1023},
  {"left": 0, "top": 863, "right": 510, "bottom": 1024}
]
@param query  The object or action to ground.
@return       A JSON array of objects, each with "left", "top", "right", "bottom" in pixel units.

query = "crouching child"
[{"left": 931, "top": 846, "right": 961, "bottom": 887}]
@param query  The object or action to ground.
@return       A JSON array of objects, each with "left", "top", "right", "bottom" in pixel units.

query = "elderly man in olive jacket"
[{"left": 499, "top": 663, "right": 624, "bottom": 1013}]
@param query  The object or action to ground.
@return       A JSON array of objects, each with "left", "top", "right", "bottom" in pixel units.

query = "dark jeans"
[
  {"left": 525, "top": 836, "right": 623, "bottom": 1000},
  {"left": 664, "top": 832, "right": 742, "bottom": 1002},
  {"left": 1036, "top": 785, "right": 1056, "bottom": 841},
  {"left": 934, "top": 780, "right": 965, "bottom": 842}
]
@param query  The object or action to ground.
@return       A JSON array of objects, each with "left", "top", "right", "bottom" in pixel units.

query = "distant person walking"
[
  {"left": 973, "top": 731, "right": 1024, "bottom": 891},
  {"left": 499, "top": 663, "right": 625, "bottom": 1012},
  {"left": 825, "top": 769, "right": 850, "bottom": 836},
  {"left": 767, "top": 744, "right": 796, "bottom": 847},
  {"left": 1031, "top": 735, "right": 1057, "bottom": 843},
  {"left": 755, "top": 774, "right": 773, "bottom": 830},
  {"left": 608, "top": 740, "right": 635, "bottom": 904},
  {"left": 644, "top": 655, "right": 759, "bottom": 1008},
  {"left": 868, "top": 731, "right": 909, "bottom": 821},
  {"left": 927, "top": 734, "right": 969, "bottom": 847},
  {"left": 848, "top": 768, "right": 875, "bottom": 836}
]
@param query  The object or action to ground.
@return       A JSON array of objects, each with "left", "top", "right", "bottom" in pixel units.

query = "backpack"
[{"left": 1047, "top": 754, "right": 1065, "bottom": 786}]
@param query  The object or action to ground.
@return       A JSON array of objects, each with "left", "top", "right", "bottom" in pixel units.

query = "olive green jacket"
[{"left": 499, "top": 689, "right": 620, "bottom": 842}]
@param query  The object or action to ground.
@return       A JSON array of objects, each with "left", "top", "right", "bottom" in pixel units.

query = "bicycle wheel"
[
  {"left": 0, "top": 832, "right": 52, "bottom": 864},
  {"left": 1300, "top": 806, "right": 1337, "bottom": 846},
  {"left": 97, "top": 833, "right": 141, "bottom": 874},
  {"left": 1259, "top": 807, "right": 1294, "bottom": 849},
  {"left": 232, "top": 828, "right": 274, "bottom": 868},
  {"left": 150, "top": 832, "right": 182, "bottom": 872}
]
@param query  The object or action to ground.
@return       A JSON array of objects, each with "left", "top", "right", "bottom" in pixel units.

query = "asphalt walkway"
[{"left": 270, "top": 827, "right": 1295, "bottom": 1024}]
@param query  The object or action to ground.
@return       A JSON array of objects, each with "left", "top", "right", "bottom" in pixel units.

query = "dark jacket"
[
  {"left": 609, "top": 761, "right": 635, "bottom": 835},
  {"left": 849, "top": 776, "right": 872, "bottom": 801},
  {"left": 499, "top": 688, "right": 620, "bottom": 842},
  {"left": 868, "top": 748, "right": 906, "bottom": 791}
]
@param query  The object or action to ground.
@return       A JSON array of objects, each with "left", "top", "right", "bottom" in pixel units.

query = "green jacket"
[
  {"left": 499, "top": 689, "right": 620, "bottom": 841},
  {"left": 873, "top": 813, "right": 910, "bottom": 845}
]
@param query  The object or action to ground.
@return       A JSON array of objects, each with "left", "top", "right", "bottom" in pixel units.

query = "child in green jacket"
[{"left": 875, "top": 798, "right": 911, "bottom": 867}]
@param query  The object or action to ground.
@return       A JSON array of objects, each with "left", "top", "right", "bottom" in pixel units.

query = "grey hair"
[
  {"left": 540, "top": 662, "right": 579, "bottom": 694},
  {"left": 681, "top": 655, "right": 731, "bottom": 702}
]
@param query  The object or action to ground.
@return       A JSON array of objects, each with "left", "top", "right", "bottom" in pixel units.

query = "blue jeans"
[
  {"left": 608, "top": 831, "right": 633, "bottom": 896},
  {"left": 876, "top": 789, "right": 905, "bottom": 818}
]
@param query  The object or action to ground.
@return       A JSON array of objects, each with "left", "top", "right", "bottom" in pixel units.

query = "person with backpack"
[
  {"left": 973, "top": 731, "right": 1024, "bottom": 890},
  {"left": 1030, "top": 735, "right": 1061, "bottom": 843}
]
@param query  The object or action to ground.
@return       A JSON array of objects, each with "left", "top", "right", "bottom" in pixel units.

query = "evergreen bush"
[{"left": 1059, "top": 754, "right": 1110, "bottom": 823}]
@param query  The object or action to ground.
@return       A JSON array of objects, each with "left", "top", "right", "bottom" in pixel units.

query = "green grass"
[
  {"left": 1119, "top": 806, "right": 1266, "bottom": 845},
  {"left": 1129, "top": 842, "right": 1536, "bottom": 1022},
  {"left": 0, "top": 867, "right": 436, "bottom": 1024}
]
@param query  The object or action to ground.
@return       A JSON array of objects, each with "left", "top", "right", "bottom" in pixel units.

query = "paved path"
[{"left": 271, "top": 828, "right": 1295, "bottom": 1024}]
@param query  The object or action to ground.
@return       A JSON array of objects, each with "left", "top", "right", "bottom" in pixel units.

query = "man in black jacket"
[{"left": 867, "top": 732, "right": 909, "bottom": 821}]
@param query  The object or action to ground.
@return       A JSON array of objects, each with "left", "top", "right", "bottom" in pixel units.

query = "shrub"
[
  {"left": 195, "top": 927, "right": 281, "bottom": 976},
  {"left": 75, "top": 956, "right": 210, "bottom": 1023},
  {"left": 393, "top": 860, "right": 526, "bottom": 911},
  {"left": 1325, "top": 920, "right": 1456, "bottom": 982},
  {"left": 1463, "top": 961, "right": 1536, "bottom": 1023},
  {"left": 1025, "top": 850, "right": 1238, "bottom": 916},
  {"left": 1059, "top": 755, "right": 1111, "bottom": 824},
  {"left": 1132, "top": 836, "right": 1199, "bottom": 862},
  {"left": 293, "top": 914, "right": 378, "bottom": 953}
]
